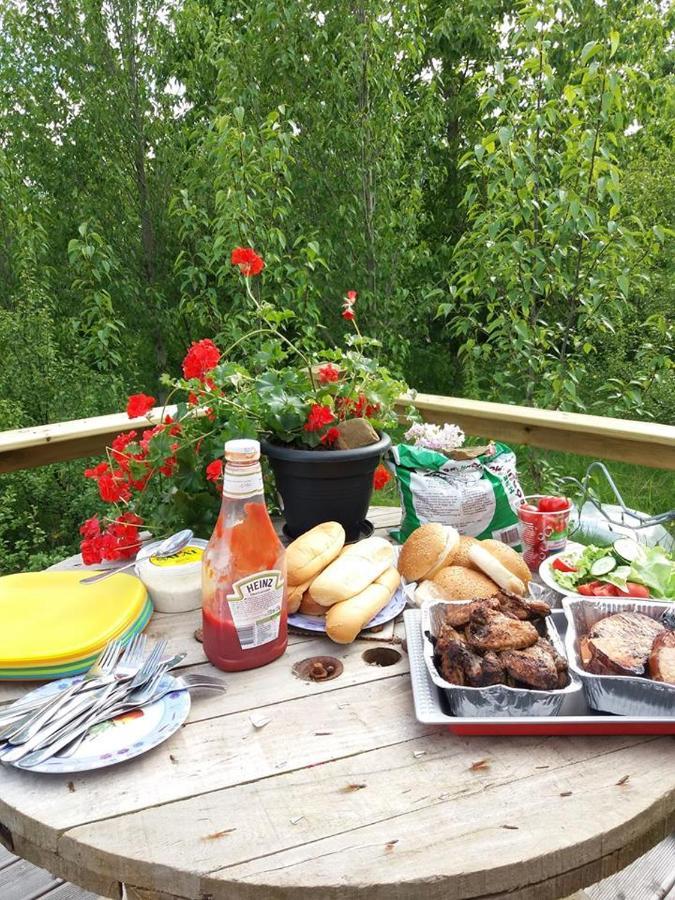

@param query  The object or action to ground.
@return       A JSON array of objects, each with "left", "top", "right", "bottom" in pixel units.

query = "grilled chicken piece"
[
  {"left": 457, "top": 646, "right": 505, "bottom": 687},
  {"left": 649, "top": 630, "right": 675, "bottom": 685},
  {"left": 442, "top": 596, "right": 500, "bottom": 627},
  {"left": 500, "top": 639, "right": 561, "bottom": 690},
  {"left": 586, "top": 612, "right": 664, "bottom": 676},
  {"left": 498, "top": 591, "right": 551, "bottom": 621},
  {"left": 436, "top": 623, "right": 467, "bottom": 685},
  {"left": 465, "top": 602, "right": 539, "bottom": 652}
]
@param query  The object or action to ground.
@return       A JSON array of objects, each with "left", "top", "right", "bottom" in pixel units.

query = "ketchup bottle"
[{"left": 202, "top": 439, "right": 287, "bottom": 671}]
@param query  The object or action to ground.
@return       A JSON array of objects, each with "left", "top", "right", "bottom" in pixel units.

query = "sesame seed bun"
[
  {"left": 480, "top": 539, "right": 531, "bottom": 584},
  {"left": 431, "top": 565, "right": 499, "bottom": 600},
  {"left": 397, "top": 524, "right": 459, "bottom": 582},
  {"left": 452, "top": 535, "right": 480, "bottom": 569}
]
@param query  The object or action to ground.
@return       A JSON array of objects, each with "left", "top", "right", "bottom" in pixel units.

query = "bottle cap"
[{"left": 224, "top": 439, "right": 260, "bottom": 462}]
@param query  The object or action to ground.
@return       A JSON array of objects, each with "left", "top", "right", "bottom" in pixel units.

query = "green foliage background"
[{"left": 0, "top": 0, "right": 673, "bottom": 571}]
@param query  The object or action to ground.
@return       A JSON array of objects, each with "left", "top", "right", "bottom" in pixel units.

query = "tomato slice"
[
  {"left": 616, "top": 582, "right": 651, "bottom": 599},
  {"left": 591, "top": 583, "right": 619, "bottom": 597},
  {"left": 577, "top": 583, "right": 595, "bottom": 596},
  {"left": 552, "top": 557, "right": 577, "bottom": 573},
  {"left": 537, "top": 496, "right": 570, "bottom": 512}
]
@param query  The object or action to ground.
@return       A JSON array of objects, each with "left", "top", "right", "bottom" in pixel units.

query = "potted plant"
[{"left": 79, "top": 247, "right": 404, "bottom": 562}]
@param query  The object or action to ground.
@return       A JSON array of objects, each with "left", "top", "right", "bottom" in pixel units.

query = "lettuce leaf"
[
  {"left": 629, "top": 545, "right": 675, "bottom": 599},
  {"left": 551, "top": 545, "right": 611, "bottom": 591}
]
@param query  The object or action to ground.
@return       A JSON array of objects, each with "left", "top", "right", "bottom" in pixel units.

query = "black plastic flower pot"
[{"left": 261, "top": 433, "right": 391, "bottom": 542}]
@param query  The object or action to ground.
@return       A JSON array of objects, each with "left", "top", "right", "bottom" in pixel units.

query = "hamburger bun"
[
  {"left": 452, "top": 535, "right": 480, "bottom": 569},
  {"left": 398, "top": 523, "right": 459, "bottom": 582},
  {"left": 468, "top": 544, "right": 526, "bottom": 596},
  {"left": 480, "top": 539, "right": 531, "bottom": 584},
  {"left": 431, "top": 565, "right": 499, "bottom": 600}
]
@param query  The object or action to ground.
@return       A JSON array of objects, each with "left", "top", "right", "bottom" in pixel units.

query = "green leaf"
[
  {"left": 609, "top": 30, "right": 620, "bottom": 58},
  {"left": 580, "top": 41, "right": 599, "bottom": 65},
  {"left": 617, "top": 275, "right": 629, "bottom": 297}
]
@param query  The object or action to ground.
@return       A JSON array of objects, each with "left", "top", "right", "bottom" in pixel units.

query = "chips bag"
[{"left": 388, "top": 442, "right": 525, "bottom": 546}]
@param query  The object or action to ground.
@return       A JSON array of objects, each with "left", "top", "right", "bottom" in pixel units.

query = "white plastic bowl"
[{"left": 135, "top": 538, "right": 207, "bottom": 613}]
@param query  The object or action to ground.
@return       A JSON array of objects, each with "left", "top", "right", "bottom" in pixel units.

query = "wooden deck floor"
[{"left": 2, "top": 834, "right": 673, "bottom": 900}]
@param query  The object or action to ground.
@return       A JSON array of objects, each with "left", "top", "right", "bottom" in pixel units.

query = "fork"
[
  {"left": 55, "top": 669, "right": 226, "bottom": 760},
  {"left": 0, "top": 640, "right": 166, "bottom": 760},
  {"left": 0, "top": 640, "right": 124, "bottom": 739}
]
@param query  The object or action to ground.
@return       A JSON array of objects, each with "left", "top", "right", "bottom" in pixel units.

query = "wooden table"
[{"left": 1, "top": 507, "right": 674, "bottom": 900}]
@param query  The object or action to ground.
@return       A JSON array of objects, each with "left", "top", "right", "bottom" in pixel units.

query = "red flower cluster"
[
  {"left": 317, "top": 364, "right": 340, "bottom": 384},
  {"left": 373, "top": 464, "right": 392, "bottom": 490},
  {"left": 304, "top": 403, "right": 335, "bottom": 432},
  {"left": 126, "top": 393, "right": 156, "bottom": 419},
  {"left": 182, "top": 338, "right": 221, "bottom": 381},
  {"left": 320, "top": 427, "right": 340, "bottom": 446},
  {"left": 206, "top": 459, "right": 223, "bottom": 482},
  {"left": 84, "top": 419, "right": 181, "bottom": 503},
  {"left": 231, "top": 247, "right": 265, "bottom": 277},
  {"left": 80, "top": 513, "right": 143, "bottom": 565},
  {"left": 342, "top": 289, "right": 357, "bottom": 321},
  {"left": 335, "top": 393, "right": 380, "bottom": 421}
]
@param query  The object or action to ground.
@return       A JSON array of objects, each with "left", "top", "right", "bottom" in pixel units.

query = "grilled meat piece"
[
  {"left": 442, "top": 597, "right": 500, "bottom": 627},
  {"left": 465, "top": 602, "right": 539, "bottom": 652},
  {"left": 586, "top": 612, "right": 664, "bottom": 676},
  {"left": 649, "top": 630, "right": 675, "bottom": 685},
  {"left": 497, "top": 591, "right": 551, "bottom": 621},
  {"left": 500, "top": 639, "right": 561, "bottom": 690},
  {"left": 436, "top": 623, "right": 467, "bottom": 685},
  {"left": 662, "top": 607, "right": 675, "bottom": 631},
  {"left": 458, "top": 646, "right": 505, "bottom": 687}
]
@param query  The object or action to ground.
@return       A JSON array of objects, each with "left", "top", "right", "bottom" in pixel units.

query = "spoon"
[{"left": 80, "top": 529, "right": 194, "bottom": 585}]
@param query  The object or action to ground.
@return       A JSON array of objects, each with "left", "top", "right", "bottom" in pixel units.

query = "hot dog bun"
[
  {"left": 310, "top": 537, "right": 395, "bottom": 606},
  {"left": 287, "top": 579, "right": 311, "bottom": 614},
  {"left": 325, "top": 567, "right": 400, "bottom": 643},
  {"left": 298, "top": 592, "right": 326, "bottom": 616},
  {"left": 286, "top": 522, "right": 345, "bottom": 586}
]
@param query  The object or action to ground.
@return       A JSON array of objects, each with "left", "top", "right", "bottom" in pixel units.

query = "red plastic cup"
[{"left": 517, "top": 495, "right": 572, "bottom": 572}]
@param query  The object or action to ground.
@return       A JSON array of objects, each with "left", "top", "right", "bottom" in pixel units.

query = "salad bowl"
[{"left": 539, "top": 539, "right": 674, "bottom": 602}]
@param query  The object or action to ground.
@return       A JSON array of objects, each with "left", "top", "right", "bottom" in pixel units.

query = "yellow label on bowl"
[{"left": 150, "top": 546, "right": 204, "bottom": 567}]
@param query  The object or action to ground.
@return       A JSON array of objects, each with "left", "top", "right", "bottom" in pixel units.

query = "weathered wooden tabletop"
[{"left": 1, "top": 507, "right": 674, "bottom": 900}]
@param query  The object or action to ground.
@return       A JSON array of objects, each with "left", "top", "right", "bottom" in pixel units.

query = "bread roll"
[
  {"left": 397, "top": 524, "right": 459, "bottom": 582},
  {"left": 325, "top": 567, "right": 401, "bottom": 644},
  {"left": 310, "top": 537, "right": 395, "bottom": 606},
  {"left": 480, "top": 539, "right": 531, "bottom": 584},
  {"left": 286, "top": 522, "right": 345, "bottom": 586},
  {"left": 431, "top": 565, "right": 498, "bottom": 600},
  {"left": 452, "top": 535, "right": 480, "bottom": 569},
  {"left": 414, "top": 580, "right": 447, "bottom": 606},
  {"left": 299, "top": 592, "right": 325, "bottom": 616},
  {"left": 468, "top": 544, "right": 526, "bottom": 596},
  {"left": 287, "top": 579, "right": 311, "bottom": 614}
]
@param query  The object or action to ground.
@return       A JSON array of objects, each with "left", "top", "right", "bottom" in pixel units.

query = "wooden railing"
[{"left": 0, "top": 394, "right": 673, "bottom": 474}]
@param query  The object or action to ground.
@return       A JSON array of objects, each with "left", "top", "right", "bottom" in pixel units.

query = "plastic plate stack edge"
[{"left": 403, "top": 609, "right": 675, "bottom": 735}]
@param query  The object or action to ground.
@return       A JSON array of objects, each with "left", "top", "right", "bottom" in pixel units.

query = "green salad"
[{"left": 550, "top": 538, "right": 675, "bottom": 599}]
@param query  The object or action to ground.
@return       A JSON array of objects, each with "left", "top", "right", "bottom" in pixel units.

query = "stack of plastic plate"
[{"left": 0, "top": 570, "right": 153, "bottom": 680}]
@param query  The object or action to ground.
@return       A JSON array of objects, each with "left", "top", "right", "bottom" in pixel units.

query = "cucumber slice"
[
  {"left": 590, "top": 556, "right": 616, "bottom": 576},
  {"left": 613, "top": 538, "right": 640, "bottom": 562}
]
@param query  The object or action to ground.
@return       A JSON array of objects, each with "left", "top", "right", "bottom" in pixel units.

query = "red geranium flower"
[
  {"left": 317, "top": 364, "right": 340, "bottom": 384},
  {"left": 231, "top": 247, "right": 265, "bottom": 277},
  {"left": 206, "top": 459, "right": 223, "bottom": 482},
  {"left": 80, "top": 512, "right": 143, "bottom": 564},
  {"left": 346, "top": 290, "right": 357, "bottom": 302},
  {"left": 182, "top": 338, "right": 221, "bottom": 381},
  {"left": 320, "top": 427, "right": 340, "bottom": 446},
  {"left": 84, "top": 461, "right": 109, "bottom": 480},
  {"left": 97, "top": 470, "right": 132, "bottom": 503},
  {"left": 126, "top": 393, "right": 156, "bottom": 419},
  {"left": 304, "top": 403, "right": 335, "bottom": 432},
  {"left": 373, "top": 464, "right": 392, "bottom": 490},
  {"left": 341, "top": 308, "right": 355, "bottom": 321}
]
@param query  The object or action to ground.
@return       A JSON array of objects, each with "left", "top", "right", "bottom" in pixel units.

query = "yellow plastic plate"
[{"left": 0, "top": 571, "right": 148, "bottom": 666}]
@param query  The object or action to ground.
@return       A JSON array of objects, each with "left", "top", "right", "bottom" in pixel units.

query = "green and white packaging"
[{"left": 388, "top": 442, "right": 525, "bottom": 546}]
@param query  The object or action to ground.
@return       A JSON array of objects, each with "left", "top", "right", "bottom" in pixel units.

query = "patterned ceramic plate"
[
  {"left": 9, "top": 674, "right": 190, "bottom": 774},
  {"left": 288, "top": 584, "right": 407, "bottom": 633}
]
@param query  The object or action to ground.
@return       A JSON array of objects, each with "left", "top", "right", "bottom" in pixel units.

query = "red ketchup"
[{"left": 202, "top": 439, "right": 287, "bottom": 671}]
